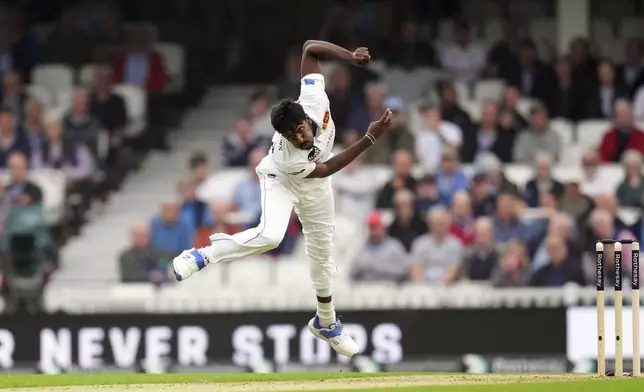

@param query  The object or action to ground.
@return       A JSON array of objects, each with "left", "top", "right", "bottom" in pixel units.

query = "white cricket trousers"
[{"left": 204, "top": 173, "right": 336, "bottom": 297}]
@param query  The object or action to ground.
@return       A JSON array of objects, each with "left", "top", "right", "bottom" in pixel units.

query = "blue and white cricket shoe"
[
  {"left": 172, "top": 248, "right": 207, "bottom": 281},
  {"left": 308, "top": 315, "right": 360, "bottom": 357}
]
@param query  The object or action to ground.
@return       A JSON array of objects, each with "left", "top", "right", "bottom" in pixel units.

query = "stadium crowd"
[
  {"left": 119, "top": 1, "right": 644, "bottom": 290},
  {"left": 0, "top": 1, "right": 201, "bottom": 313}
]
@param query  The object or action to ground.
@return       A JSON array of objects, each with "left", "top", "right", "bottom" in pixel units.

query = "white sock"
[{"left": 317, "top": 301, "right": 336, "bottom": 327}]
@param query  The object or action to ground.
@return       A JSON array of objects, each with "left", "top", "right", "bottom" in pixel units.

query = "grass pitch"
[{"left": 0, "top": 373, "right": 643, "bottom": 391}]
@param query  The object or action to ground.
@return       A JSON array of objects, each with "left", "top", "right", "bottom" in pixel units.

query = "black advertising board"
[{"left": 0, "top": 308, "right": 566, "bottom": 370}]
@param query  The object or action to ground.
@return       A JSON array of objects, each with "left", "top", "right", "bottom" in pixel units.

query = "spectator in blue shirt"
[
  {"left": 493, "top": 193, "right": 530, "bottom": 245},
  {"left": 436, "top": 147, "right": 468, "bottom": 204},
  {"left": 150, "top": 200, "right": 192, "bottom": 255},
  {"left": 179, "top": 180, "right": 212, "bottom": 232},
  {"left": 234, "top": 147, "right": 266, "bottom": 228}
]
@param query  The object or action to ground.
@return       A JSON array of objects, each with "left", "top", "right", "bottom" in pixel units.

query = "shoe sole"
[{"left": 307, "top": 319, "right": 359, "bottom": 357}]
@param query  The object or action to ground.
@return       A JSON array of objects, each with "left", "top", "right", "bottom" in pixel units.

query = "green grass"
[{"left": 0, "top": 373, "right": 643, "bottom": 391}]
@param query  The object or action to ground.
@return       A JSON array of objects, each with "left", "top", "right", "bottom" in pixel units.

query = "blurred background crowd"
[{"left": 2, "top": 0, "right": 644, "bottom": 314}]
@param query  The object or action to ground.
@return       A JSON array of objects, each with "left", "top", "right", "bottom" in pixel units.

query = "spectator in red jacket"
[
  {"left": 113, "top": 24, "right": 167, "bottom": 94},
  {"left": 599, "top": 99, "right": 644, "bottom": 162}
]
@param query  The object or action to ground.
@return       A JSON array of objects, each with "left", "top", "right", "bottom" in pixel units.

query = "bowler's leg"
[{"left": 173, "top": 175, "right": 296, "bottom": 280}]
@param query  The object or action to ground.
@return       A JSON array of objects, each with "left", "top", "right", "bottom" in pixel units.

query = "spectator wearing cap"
[
  {"left": 439, "top": 82, "right": 473, "bottom": 132},
  {"left": 580, "top": 149, "right": 614, "bottom": 197},
  {"left": 460, "top": 217, "right": 498, "bottom": 281},
  {"left": 415, "top": 104, "right": 462, "bottom": 173},
  {"left": 0, "top": 107, "right": 29, "bottom": 168},
  {"left": 362, "top": 96, "right": 414, "bottom": 165},
  {"left": 223, "top": 115, "right": 261, "bottom": 167},
  {"left": 348, "top": 82, "right": 386, "bottom": 135},
  {"left": 494, "top": 193, "right": 530, "bottom": 245},
  {"left": 388, "top": 189, "right": 427, "bottom": 252},
  {"left": 411, "top": 207, "right": 463, "bottom": 285},
  {"left": 513, "top": 104, "right": 561, "bottom": 163},
  {"left": 585, "top": 60, "right": 629, "bottom": 120},
  {"left": 439, "top": 20, "right": 485, "bottom": 84},
  {"left": 436, "top": 147, "right": 468, "bottom": 204},
  {"left": 524, "top": 153, "right": 564, "bottom": 208},
  {"left": 617, "top": 149, "right": 644, "bottom": 207},
  {"left": 119, "top": 222, "right": 171, "bottom": 284},
  {"left": 333, "top": 157, "right": 379, "bottom": 221},
  {"left": 375, "top": 149, "right": 417, "bottom": 209},
  {"left": 449, "top": 191, "right": 475, "bottom": 246},
  {"left": 600, "top": 99, "right": 644, "bottom": 162},
  {"left": 150, "top": 200, "right": 192, "bottom": 255},
  {"left": 351, "top": 211, "right": 409, "bottom": 282},
  {"left": 234, "top": 148, "right": 267, "bottom": 229},
  {"left": 460, "top": 100, "right": 514, "bottom": 163},
  {"left": 470, "top": 172, "right": 496, "bottom": 217},
  {"left": 415, "top": 173, "right": 448, "bottom": 215}
]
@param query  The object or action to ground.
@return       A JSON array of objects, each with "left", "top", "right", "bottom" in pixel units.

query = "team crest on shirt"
[
  {"left": 322, "top": 110, "right": 330, "bottom": 130},
  {"left": 308, "top": 146, "right": 322, "bottom": 161}
]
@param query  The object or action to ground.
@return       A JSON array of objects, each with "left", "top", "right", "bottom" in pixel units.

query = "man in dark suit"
[
  {"left": 0, "top": 107, "right": 29, "bottom": 168},
  {"left": 615, "top": 38, "right": 644, "bottom": 99},
  {"left": 5, "top": 152, "right": 42, "bottom": 206},
  {"left": 585, "top": 60, "right": 629, "bottom": 119},
  {"left": 524, "top": 153, "right": 564, "bottom": 207},
  {"left": 0, "top": 70, "right": 28, "bottom": 124},
  {"left": 460, "top": 101, "right": 516, "bottom": 163},
  {"left": 501, "top": 38, "right": 555, "bottom": 104}
]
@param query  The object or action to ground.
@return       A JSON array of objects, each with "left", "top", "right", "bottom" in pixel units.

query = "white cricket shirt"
[{"left": 262, "top": 73, "right": 336, "bottom": 191}]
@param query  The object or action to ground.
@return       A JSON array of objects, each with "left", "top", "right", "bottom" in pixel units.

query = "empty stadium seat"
[
  {"left": 31, "top": 64, "right": 74, "bottom": 100},
  {"left": 576, "top": 120, "right": 611, "bottom": 149},
  {"left": 113, "top": 84, "right": 147, "bottom": 137},
  {"left": 549, "top": 118, "right": 575, "bottom": 144},
  {"left": 516, "top": 98, "right": 538, "bottom": 118},
  {"left": 25, "top": 85, "right": 52, "bottom": 109},
  {"left": 154, "top": 42, "right": 185, "bottom": 94},
  {"left": 78, "top": 63, "right": 100, "bottom": 88},
  {"left": 474, "top": 79, "right": 504, "bottom": 101},
  {"left": 617, "top": 207, "right": 641, "bottom": 226},
  {"left": 196, "top": 168, "right": 248, "bottom": 203},
  {"left": 454, "top": 81, "right": 470, "bottom": 103},
  {"left": 503, "top": 164, "right": 533, "bottom": 190},
  {"left": 461, "top": 100, "right": 482, "bottom": 122}
]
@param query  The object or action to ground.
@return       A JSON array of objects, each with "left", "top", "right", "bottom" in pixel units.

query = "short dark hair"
[
  {"left": 270, "top": 99, "right": 307, "bottom": 137},
  {"left": 189, "top": 152, "right": 208, "bottom": 169}
]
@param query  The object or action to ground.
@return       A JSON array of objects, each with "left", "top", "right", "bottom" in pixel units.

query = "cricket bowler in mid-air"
[{"left": 173, "top": 39, "right": 393, "bottom": 357}]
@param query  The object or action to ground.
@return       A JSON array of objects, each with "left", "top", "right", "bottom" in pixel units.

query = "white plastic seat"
[
  {"left": 28, "top": 169, "right": 66, "bottom": 224},
  {"left": 516, "top": 98, "right": 537, "bottom": 118},
  {"left": 503, "top": 164, "right": 532, "bottom": 190},
  {"left": 474, "top": 79, "right": 504, "bottom": 101},
  {"left": 196, "top": 168, "right": 248, "bottom": 203},
  {"left": 78, "top": 63, "right": 100, "bottom": 88},
  {"left": 454, "top": 81, "right": 470, "bottom": 103},
  {"left": 529, "top": 18, "right": 556, "bottom": 45},
  {"left": 24, "top": 85, "right": 52, "bottom": 109},
  {"left": 618, "top": 207, "right": 641, "bottom": 226},
  {"left": 154, "top": 43, "right": 185, "bottom": 93},
  {"left": 226, "top": 258, "right": 272, "bottom": 288},
  {"left": 112, "top": 84, "right": 147, "bottom": 137},
  {"left": 31, "top": 64, "right": 74, "bottom": 101},
  {"left": 576, "top": 120, "right": 611, "bottom": 149},
  {"left": 549, "top": 117, "right": 575, "bottom": 145},
  {"left": 592, "top": 19, "right": 614, "bottom": 42},
  {"left": 461, "top": 100, "right": 482, "bottom": 122}
]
